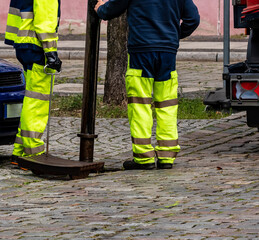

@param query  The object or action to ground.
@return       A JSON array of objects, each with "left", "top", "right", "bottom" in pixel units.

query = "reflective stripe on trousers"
[
  {"left": 13, "top": 61, "right": 54, "bottom": 157},
  {"left": 125, "top": 53, "right": 180, "bottom": 164}
]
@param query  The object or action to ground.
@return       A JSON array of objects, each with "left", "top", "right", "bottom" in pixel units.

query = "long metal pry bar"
[{"left": 44, "top": 66, "right": 60, "bottom": 157}]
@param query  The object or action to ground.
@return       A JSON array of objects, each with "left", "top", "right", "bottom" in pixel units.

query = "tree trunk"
[{"left": 103, "top": 13, "right": 128, "bottom": 106}]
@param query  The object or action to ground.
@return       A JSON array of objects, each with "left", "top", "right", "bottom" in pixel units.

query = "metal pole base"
[
  {"left": 17, "top": 154, "right": 104, "bottom": 180},
  {"left": 78, "top": 133, "right": 98, "bottom": 162}
]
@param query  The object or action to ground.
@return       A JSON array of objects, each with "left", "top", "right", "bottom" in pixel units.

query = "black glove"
[{"left": 45, "top": 51, "right": 62, "bottom": 72}]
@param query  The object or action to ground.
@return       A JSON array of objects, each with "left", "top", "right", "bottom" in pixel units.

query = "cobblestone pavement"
[
  {"left": 56, "top": 59, "right": 224, "bottom": 92},
  {"left": 7, "top": 59, "right": 224, "bottom": 96},
  {"left": 0, "top": 59, "right": 258, "bottom": 239},
  {"left": 59, "top": 59, "right": 226, "bottom": 96},
  {"left": 0, "top": 112, "right": 259, "bottom": 239}
]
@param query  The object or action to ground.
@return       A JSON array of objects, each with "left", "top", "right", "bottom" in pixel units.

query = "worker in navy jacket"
[{"left": 95, "top": 0, "right": 200, "bottom": 170}]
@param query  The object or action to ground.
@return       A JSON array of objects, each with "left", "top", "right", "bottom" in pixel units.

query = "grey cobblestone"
[
  {"left": 6, "top": 58, "right": 224, "bottom": 96},
  {"left": 0, "top": 112, "right": 258, "bottom": 239}
]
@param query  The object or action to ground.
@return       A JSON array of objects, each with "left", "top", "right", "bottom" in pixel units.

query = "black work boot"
[
  {"left": 157, "top": 161, "right": 173, "bottom": 169},
  {"left": 123, "top": 160, "right": 155, "bottom": 170},
  {"left": 11, "top": 155, "right": 20, "bottom": 167},
  {"left": 11, "top": 155, "right": 19, "bottom": 162}
]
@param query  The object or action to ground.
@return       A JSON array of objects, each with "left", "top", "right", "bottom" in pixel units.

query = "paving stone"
[{"left": 0, "top": 61, "right": 259, "bottom": 238}]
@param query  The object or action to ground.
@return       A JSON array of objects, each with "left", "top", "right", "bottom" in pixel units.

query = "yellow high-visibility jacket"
[{"left": 5, "top": 0, "right": 60, "bottom": 53}]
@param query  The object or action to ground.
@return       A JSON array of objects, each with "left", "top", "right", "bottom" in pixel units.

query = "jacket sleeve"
[
  {"left": 97, "top": 0, "right": 130, "bottom": 20},
  {"left": 33, "top": 0, "right": 59, "bottom": 53},
  {"left": 180, "top": 0, "right": 200, "bottom": 39}
]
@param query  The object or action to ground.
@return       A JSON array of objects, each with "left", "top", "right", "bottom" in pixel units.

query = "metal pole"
[
  {"left": 78, "top": 0, "right": 101, "bottom": 162},
  {"left": 223, "top": 0, "right": 230, "bottom": 76}
]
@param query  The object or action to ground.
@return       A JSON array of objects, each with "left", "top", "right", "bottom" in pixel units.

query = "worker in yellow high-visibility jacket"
[
  {"left": 95, "top": 0, "right": 200, "bottom": 170},
  {"left": 5, "top": 0, "right": 62, "bottom": 159}
]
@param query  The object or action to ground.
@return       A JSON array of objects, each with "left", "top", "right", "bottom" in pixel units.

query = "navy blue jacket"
[{"left": 97, "top": 0, "right": 200, "bottom": 53}]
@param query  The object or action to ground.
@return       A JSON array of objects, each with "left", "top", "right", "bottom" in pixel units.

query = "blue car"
[{"left": 0, "top": 59, "right": 25, "bottom": 145}]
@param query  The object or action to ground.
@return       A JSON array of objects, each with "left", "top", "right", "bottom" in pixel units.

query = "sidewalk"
[
  {"left": 4, "top": 54, "right": 227, "bottom": 97},
  {"left": 52, "top": 59, "right": 225, "bottom": 97},
  {"left": 2, "top": 37, "right": 247, "bottom": 96},
  {"left": 0, "top": 38, "right": 249, "bottom": 61}
]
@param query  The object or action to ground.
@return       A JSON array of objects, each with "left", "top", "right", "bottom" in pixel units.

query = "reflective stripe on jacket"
[{"left": 5, "top": 0, "right": 60, "bottom": 53}]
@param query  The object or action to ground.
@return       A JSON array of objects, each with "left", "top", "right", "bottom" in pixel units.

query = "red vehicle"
[{"left": 204, "top": 0, "right": 259, "bottom": 129}]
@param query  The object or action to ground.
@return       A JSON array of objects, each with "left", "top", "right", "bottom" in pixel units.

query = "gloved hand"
[{"left": 45, "top": 51, "right": 62, "bottom": 72}]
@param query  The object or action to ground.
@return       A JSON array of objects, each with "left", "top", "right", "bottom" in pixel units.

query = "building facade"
[{"left": 0, "top": 0, "right": 243, "bottom": 36}]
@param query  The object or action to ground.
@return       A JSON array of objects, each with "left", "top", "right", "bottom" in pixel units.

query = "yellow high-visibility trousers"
[
  {"left": 13, "top": 49, "right": 54, "bottom": 157},
  {"left": 126, "top": 52, "right": 180, "bottom": 165}
]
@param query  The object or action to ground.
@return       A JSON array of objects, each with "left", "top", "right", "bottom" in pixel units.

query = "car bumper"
[{"left": 0, "top": 90, "right": 24, "bottom": 145}]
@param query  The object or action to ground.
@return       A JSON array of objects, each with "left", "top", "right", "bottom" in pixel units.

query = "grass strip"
[{"left": 51, "top": 94, "right": 231, "bottom": 119}]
